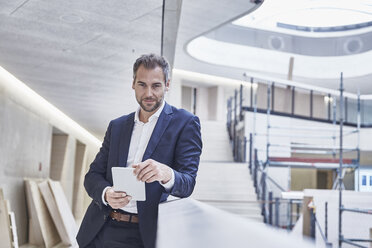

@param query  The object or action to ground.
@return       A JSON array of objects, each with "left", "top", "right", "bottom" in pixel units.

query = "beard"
[{"left": 138, "top": 97, "right": 163, "bottom": 113}]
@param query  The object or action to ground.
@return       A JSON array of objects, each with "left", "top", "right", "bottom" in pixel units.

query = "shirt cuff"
[
  {"left": 159, "top": 168, "right": 175, "bottom": 192},
  {"left": 101, "top": 186, "right": 111, "bottom": 206}
]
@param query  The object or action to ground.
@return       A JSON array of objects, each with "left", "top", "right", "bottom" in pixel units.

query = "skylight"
[{"left": 233, "top": 0, "right": 372, "bottom": 37}]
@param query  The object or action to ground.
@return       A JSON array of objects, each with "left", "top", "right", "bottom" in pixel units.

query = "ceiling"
[
  {"left": 183, "top": 0, "right": 372, "bottom": 95},
  {"left": 1, "top": 0, "right": 371, "bottom": 140}
]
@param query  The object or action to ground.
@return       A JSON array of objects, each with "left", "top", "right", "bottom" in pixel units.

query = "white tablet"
[{"left": 111, "top": 167, "right": 146, "bottom": 201}]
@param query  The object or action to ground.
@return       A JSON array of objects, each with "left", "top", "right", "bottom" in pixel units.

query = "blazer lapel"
[
  {"left": 142, "top": 103, "right": 173, "bottom": 161},
  {"left": 118, "top": 112, "right": 135, "bottom": 167}
]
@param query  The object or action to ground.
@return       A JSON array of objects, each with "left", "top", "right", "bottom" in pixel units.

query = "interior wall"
[
  {"left": 73, "top": 141, "right": 87, "bottom": 219},
  {"left": 273, "top": 86, "right": 292, "bottom": 114},
  {"left": 0, "top": 67, "right": 100, "bottom": 244},
  {"left": 303, "top": 190, "right": 372, "bottom": 248},
  {"left": 195, "top": 87, "right": 209, "bottom": 120},
  {"left": 291, "top": 169, "right": 317, "bottom": 191},
  {"left": 181, "top": 85, "right": 192, "bottom": 113},
  {"left": 294, "top": 89, "right": 310, "bottom": 117},
  {"left": 208, "top": 86, "right": 218, "bottom": 120},
  {"left": 167, "top": 72, "right": 182, "bottom": 108},
  {"left": 0, "top": 90, "right": 52, "bottom": 244},
  {"left": 50, "top": 132, "right": 80, "bottom": 210}
]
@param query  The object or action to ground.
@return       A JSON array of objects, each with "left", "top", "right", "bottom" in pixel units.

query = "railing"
[
  {"left": 227, "top": 76, "right": 372, "bottom": 247},
  {"left": 252, "top": 150, "right": 302, "bottom": 230},
  {"left": 338, "top": 206, "right": 372, "bottom": 247}
]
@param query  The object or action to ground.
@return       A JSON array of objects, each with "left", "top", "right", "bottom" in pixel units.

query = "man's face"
[{"left": 132, "top": 64, "right": 169, "bottom": 114}]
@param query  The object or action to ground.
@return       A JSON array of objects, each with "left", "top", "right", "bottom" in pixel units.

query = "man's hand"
[
  {"left": 133, "top": 159, "right": 172, "bottom": 184},
  {"left": 105, "top": 187, "right": 132, "bottom": 209}
]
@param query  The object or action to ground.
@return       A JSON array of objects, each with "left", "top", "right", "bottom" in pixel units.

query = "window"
[{"left": 362, "top": 175, "right": 367, "bottom": 186}]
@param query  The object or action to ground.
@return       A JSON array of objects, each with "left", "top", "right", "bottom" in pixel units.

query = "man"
[{"left": 77, "top": 53, "right": 202, "bottom": 248}]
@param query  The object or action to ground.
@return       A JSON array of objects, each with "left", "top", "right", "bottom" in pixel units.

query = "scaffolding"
[{"left": 227, "top": 73, "right": 372, "bottom": 247}]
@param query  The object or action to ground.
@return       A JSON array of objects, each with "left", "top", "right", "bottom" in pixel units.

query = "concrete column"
[
  {"left": 196, "top": 87, "right": 209, "bottom": 120},
  {"left": 166, "top": 73, "right": 182, "bottom": 108}
]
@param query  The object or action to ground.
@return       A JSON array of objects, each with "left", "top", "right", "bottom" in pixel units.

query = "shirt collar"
[{"left": 134, "top": 100, "right": 166, "bottom": 123}]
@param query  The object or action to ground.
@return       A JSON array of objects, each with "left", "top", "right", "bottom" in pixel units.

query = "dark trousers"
[{"left": 86, "top": 218, "right": 145, "bottom": 248}]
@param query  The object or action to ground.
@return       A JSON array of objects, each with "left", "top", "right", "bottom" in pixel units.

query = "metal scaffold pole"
[
  {"left": 252, "top": 78, "right": 257, "bottom": 161},
  {"left": 357, "top": 90, "right": 361, "bottom": 192},
  {"left": 266, "top": 85, "right": 271, "bottom": 164},
  {"left": 338, "top": 72, "right": 344, "bottom": 248}
]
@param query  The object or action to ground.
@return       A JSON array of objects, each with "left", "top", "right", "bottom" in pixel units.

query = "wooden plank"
[
  {"left": 302, "top": 196, "right": 313, "bottom": 237},
  {"left": 9, "top": 211, "right": 19, "bottom": 248},
  {"left": 0, "top": 189, "right": 12, "bottom": 248},
  {"left": 19, "top": 244, "right": 39, "bottom": 248},
  {"left": 25, "top": 179, "right": 45, "bottom": 246},
  {"left": 24, "top": 179, "right": 60, "bottom": 247},
  {"left": 39, "top": 180, "right": 76, "bottom": 245},
  {"left": 48, "top": 180, "right": 78, "bottom": 246}
]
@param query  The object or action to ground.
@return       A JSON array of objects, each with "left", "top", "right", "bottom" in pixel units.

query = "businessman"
[{"left": 77, "top": 53, "right": 202, "bottom": 248}]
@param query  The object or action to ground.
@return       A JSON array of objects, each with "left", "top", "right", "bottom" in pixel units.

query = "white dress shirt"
[{"left": 102, "top": 101, "right": 175, "bottom": 213}]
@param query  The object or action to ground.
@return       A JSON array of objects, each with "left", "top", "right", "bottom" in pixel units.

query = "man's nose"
[{"left": 145, "top": 87, "right": 153, "bottom": 97}]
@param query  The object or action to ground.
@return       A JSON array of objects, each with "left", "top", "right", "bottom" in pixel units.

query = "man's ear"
[
  {"left": 165, "top": 80, "right": 170, "bottom": 91},
  {"left": 132, "top": 81, "right": 135, "bottom": 89}
]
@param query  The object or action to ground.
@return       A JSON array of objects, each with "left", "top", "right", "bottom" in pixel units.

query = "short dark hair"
[{"left": 133, "top": 53, "right": 170, "bottom": 83}]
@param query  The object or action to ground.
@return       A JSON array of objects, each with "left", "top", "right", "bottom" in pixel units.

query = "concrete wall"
[
  {"left": 181, "top": 85, "right": 193, "bottom": 113},
  {"left": 196, "top": 87, "right": 209, "bottom": 121},
  {"left": 50, "top": 134, "right": 77, "bottom": 207},
  {"left": 182, "top": 84, "right": 227, "bottom": 121},
  {"left": 0, "top": 89, "right": 52, "bottom": 244},
  {"left": 0, "top": 67, "right": 100, "bottom": 244},
  {"left": 167, "top": 71, "right": 182, "bottom": 109}
]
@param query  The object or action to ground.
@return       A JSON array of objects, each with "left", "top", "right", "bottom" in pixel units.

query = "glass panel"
[
  {"left": 243, "top": 85, "right": 251, "bottom": 108},
  {"left": 313, "top": 91, "right": 328, "bottom": 119},
  {"left": 346, "top": 98, "right": 358, "bottom": 124},
  {"left": 256, "top": 83, "right": 268, "bottom": 110},
  {"left": 273, "top": 84, "right": 292, "bottom": 114},
  {"left": 362, "top": 100, "right": 372, "bottom": 125},
  {"left": 362, "top": 175, "right": 367, "bottom": 186},
  {"left": 294, "top": 88, "right": 310, "bottom": 117}
]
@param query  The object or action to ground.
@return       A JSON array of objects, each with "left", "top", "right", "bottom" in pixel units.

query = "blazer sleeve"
[
  {"left": 169, "top": 115, "right": 202, "bottom": 198},
  {"left": 84, "top": 121, "right": 112, "bottom": 208}
]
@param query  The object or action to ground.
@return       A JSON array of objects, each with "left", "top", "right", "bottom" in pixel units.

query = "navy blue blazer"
[{"left": 76, "top": 103, "right": 202, "bottom": 248}]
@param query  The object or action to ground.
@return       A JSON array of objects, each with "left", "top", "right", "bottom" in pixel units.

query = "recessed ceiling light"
[{"left": 60, "top": 14, "right": 84, "bottom": 24}]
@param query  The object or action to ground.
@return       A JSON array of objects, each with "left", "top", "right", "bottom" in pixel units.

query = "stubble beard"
[{"left": 139, "top": 97, "right": 163, "bottom": 113}]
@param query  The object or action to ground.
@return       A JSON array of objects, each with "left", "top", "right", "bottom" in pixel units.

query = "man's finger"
[
  {"left": 134, "top": 160, "right": 153, "bottom": 177},
  {"left": 133, "top": 161, "right": 150, "bottom": 175},
  {"left": 145, "top": 174, "right": 157, "bottom": 183},
  {"left": 137, "top": 164, "right": 156, "bottom": 181},
  {"left": 108, "top": 196, "right": 132, "bottom": 208},
  {"left": 141, "top": 170, "right": 157, "bottom": 182},
  {"left": 108, "top": 191, "right": 126, "bottom": 198}
]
